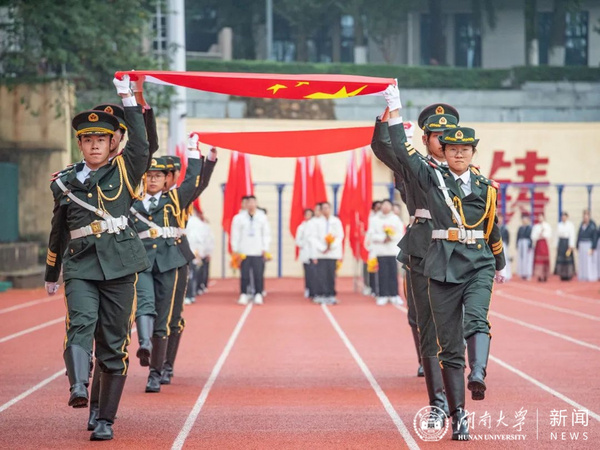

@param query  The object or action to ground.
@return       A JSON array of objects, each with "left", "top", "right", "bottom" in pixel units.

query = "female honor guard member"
[
  {"left": 384, "top": 84, "right": 506, "bottom": 441},
  {"left": 44, "top": 76, "right": 149, "bottom": 441},
  {"left": 130, "top": 140, "right": 202, "bottom": 393}
]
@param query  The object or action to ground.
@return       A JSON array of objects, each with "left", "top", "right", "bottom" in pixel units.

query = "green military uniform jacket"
[
  {"left": 131, "top": 156, "right": 203, "bottom": 273},
  {"left": 45, "top": 106, "right": 150, "bottom": 283},
  {"left": 371, "top": 119, "right": 433, "bottom": 271},
  {"left": 388, "top": 123, "right": 506, "bottom": 283}
]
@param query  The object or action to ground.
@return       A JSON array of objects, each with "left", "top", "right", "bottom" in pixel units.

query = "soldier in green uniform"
[
  {"left": 372, "top": 105, "right": 459, "bottom": 427},
  {"left": 44, "top": 75, "right": 150, "bottom": 441},
  {"left": 130, "top": 141, "right": 202, "bottom": 393},
  {"left": 160, "top": 144, "right": 218, "bottom": 385},
  {"left": 384, "top": 84, "right": 506, "bottom": 441}
]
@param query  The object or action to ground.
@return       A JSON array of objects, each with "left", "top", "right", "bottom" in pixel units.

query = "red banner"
[
  {"left": 194, "top": 127, "right": 374, "bottom": 157},
  {"left": 115, "top": 70, "right": 392, "bottom": 100}
]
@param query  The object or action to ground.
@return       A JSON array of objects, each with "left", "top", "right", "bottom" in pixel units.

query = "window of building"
[
  {"left": 537, "top": 10, "right": 588, "bottom": 66},
  {"left": 419, "top": 14, "right": 432, "bottom": 65},
  {"left": 454, "top": 14, "right": 481, "bottom": 68},
  {"left": 340, "top": 14, "right": 355, "bottom": 63}
]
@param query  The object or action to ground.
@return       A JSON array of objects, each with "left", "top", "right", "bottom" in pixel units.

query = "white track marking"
[
  {"left": 490, "top": 311, "right": 600, "bottom": 351},
  {"left": 504, "top": 283, "right": 600, "bottom": 305},
  {"left": 0, "top": 296, "right": 58, "bottom": 314},
  {"left": 322, "top": 304, "right": 420, "bottom": 450},
  {"left": 495, "top": 291, "right": 600, "bottom": 321},
  {"left": 171, "top": 304, "right": 253, "bottom": 450},
  {"left": 0, "top": 317, "right": 63, "bottom": 343},
  {"left": 490, "top": 355, "right": 600, "bottom": 422},
  {"left": 0, "top": 369, "right": 64, "bottom": 413}
]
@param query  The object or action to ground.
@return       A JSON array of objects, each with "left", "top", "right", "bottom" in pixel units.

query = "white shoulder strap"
[
  {"left": 433, "top": 169, "right": 464, "bottom": 228},
  {"left": 130, "top": 206, "right": 161, "bottom": 229},
  {"left": 56, "top": 178, "right": 111, "bottom": 219}
]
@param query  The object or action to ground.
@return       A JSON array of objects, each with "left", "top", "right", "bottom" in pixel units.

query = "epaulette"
[
  {"left": 469, "top": 165, "right": 481, "bottom": 175},
  {"left": 50, "top": 164, "right": 75, "bottom": 181},
  {"left": 475, "top": 174, "right": 499, "bottom": 190}
]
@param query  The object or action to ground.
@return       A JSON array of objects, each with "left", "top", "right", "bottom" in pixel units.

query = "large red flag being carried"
[
  {"left": 312, "top": 156, "right": 328, "bottom": 204},
  {"left": 290, "top": 157, "right": 315, "bottom": 240},
  {"left": 222, "top": 152, "right": 254, "bottom": 253}
]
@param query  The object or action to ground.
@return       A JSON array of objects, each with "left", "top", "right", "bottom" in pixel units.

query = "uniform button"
[
  {"left": 152, "top": 244, "right": 157, "bottom": 249},
  {"left": 87, "top": 193, "right": 93, "bottom": 198},
  {"left": 70, "top": 249, "right": 74, "bottom": 254},
  {"left": 134, "top": 218, "right": 138, "bottom": 222},
  {"left": 109, "top": 184, "right": 113, "bottom": 188},
  {"left": 148, "top": 216, "right": 153, "bottom": 221},
  {"left": 66, "top": 198, "right": 70, "bottom": 202},
  {"left": 130, "top": 232, "right": 134, "bottom": 236},
  {"left": 96, "top": 234, "right": 101, "bottom": 238},
  {"left": 477, "top": 244, "right": 482, "bottom": 249}
]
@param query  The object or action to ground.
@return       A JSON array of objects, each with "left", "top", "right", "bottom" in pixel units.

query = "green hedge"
[{"left": 186, "top": 59, "right": 600, "bottom": 90}]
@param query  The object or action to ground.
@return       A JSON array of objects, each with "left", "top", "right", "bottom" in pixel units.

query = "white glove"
[
  {"left": 132, "top": 74, "right": 145, "bottom": 93},
  {"left": 113, "top": 74, "right": 131, "bottom": 95},
  {"left": 383, "top": 84, "right": 402, "bottom": 111},
  {"left": 45, "top": 281, "right": 59, "bottom": 296},
  {"left": 494, "top": 268, "right": 507, "bottom": 284},
  {"left": 187, "top": 133, "right": 199, "bottom": 151},
  {"left": 207, "top": 147, "right": 217, "bottom": 161}
]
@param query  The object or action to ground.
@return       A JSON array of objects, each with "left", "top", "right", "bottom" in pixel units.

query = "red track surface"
[{"left": 1, "top": 277, "right": 599, "bottom": 449}]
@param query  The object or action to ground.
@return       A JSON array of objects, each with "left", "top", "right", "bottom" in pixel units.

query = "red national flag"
[
  {"left": 312, "top": 156, "right": 328, "bottom": 204},
  {"left": 192, "top": 127, "right": 374, "bottom": 158},
  {"left": 116, "top": 71, "right": 393, "bottom": 100}
]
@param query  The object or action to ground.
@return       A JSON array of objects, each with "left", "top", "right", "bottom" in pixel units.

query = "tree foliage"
[{"left": 0, "top": 0, "right": 158, "bottom": 92}]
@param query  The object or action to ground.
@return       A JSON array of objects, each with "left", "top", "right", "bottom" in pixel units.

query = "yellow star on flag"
[
  {"left": 267, "top": 84, "right": 287, "bottom": 94},
  {"left": 303, "top": 85, "right": 368, "bottom": 99},
  {"left": 295, "top": 81, "right": 309, "bottom": 87}
]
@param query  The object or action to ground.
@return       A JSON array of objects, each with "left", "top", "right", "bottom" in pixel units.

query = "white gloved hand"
[
  {"left": 207, "top": 147, "right": 217, "bottom": 161},
  {"left": 187, "top": 133, "right": 199, "bottom": 151},
  {"left": 113, "top": 74, "right": 131, "bottom": 95},
  {"left": 383, "top": 84, "right": 402, "bottom": 111},
  {"left": 494, "top": 268, "right": 507, "bottom": 284},
  {"left": 45, "top": 281, "right": 59, "bottom": 296}
]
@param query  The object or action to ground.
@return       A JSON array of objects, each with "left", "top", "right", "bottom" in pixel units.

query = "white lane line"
[
  {"left": 321, "top": 304, "right": 420, "bottom": 450},
  {"left": 490, "top": 355, "right": 600, "bottom": 423},
  {"left": 0, "top": 369, "right": 64, "bottom": 413},
  {"left": 0, "top": 317, "right": 64, "bottom": 343},
  {"left": 0, "top": 296, "right": 57, "bottom": 314},
  {"left": 495, "top": 291, "right": 600, "bottom": 321},
  {"left": 505, "top": 283, "right": 600, "bottom": 305},
  {"left": 490, "top": 311, "right": 600, "bottom": 351},
  {"left": 171, "top": 303, "right": 253, "bottom": 450},
  {"left": 0, "top": 328, "right": 139, "bottom": 414}
]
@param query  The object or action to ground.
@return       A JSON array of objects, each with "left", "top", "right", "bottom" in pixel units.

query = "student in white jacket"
[
  {"left": 231, "top": 195, "right": 271, "bottom": 305},
  {"left": 186, "top": 211, "right": 215, "bottom": 305},
  {"left": 369, "top": 199, "right": 405, "bottom": 306},
  {"left": 310, "top": 202, "right": 344, "bottom": 305},
  {"left": 295, "top": 208, "right": 315, "bottom": 299}
]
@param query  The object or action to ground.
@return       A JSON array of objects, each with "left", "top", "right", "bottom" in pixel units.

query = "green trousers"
[
  {"left": 429, "top": 265, "right": 494, "bottom": 369},
  {"left": 135, "top": 265, "right": 178, "bottom": 337},
  {"left": 408, "top": 256, "right": 440, "bottom": 359},
  {"left": 168, "top": 264, "right": 189, "bottom": 335},
  {"left": 64, "top": 274, "right": 136, "bottom": 374}
]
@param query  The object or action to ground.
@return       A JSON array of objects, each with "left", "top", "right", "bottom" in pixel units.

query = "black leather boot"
[
  {"left": 411, "top": 325, "right": 424, "bottom": 377},
  {"left": 160, "top": 331, "right": 182, "bottom": 385},
  {"left": 441, "top": 367, "right": 469, "bottom": 441},
  {"left": 146, "top": 336, "right": 168, "bottom": 393},
  {"left": 63, "top": 345, "right": 90, "bottom": 408},
  {"left": 467, "top": 332, "right": 490, "bottom": 401},
  {"left": 90, "top": 373, "right": 126, "bottom": 441},
  {"left": 421, "top": 356, "right": 449, "bottom": 428},
  {"left": 136, "top": 315, "right": 154, "bottom": 367},
  {"left": 87, "top": 361, "right": 101, "bottom": 430}
]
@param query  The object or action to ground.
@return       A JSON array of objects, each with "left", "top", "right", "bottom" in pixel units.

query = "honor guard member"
[
  {"left": 385, "top": 83, "right": 506, "bottom": 441},
  {"left": 371, "top": 102, "right": 459, "bottom": 422},
  {"left": 44, "top": 76, "right": 150, "bottom": 441},
  {"left": 130, "top": 146, "right": 202, "bottom": 393},
  {"left": 160, "top": 140, "right": 218, "bottom": 385}
]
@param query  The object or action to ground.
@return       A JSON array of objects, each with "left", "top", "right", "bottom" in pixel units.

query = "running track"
[{"left": 1, "top": 277, "right": 599, "bottom": 448}]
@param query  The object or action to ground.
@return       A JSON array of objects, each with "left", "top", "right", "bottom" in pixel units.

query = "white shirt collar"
[
  {"left": 450, "top": 170, "right": 471, "bottom": 185},
  {"left": 144, "top": 192, "right": 162, "bottom": 202},
  {"left": 429, "top": 156, "right": 448, "bottom": 167},
  {"left": 76, "top": 164, "right": 93, "bottom": 183}
]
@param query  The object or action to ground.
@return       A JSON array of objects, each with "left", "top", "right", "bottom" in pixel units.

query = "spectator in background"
[
  {"left": 531, "top": 213, "right": 552, "bottom": 282},
  {"left": 577, "top": 209, "right": 597, "bottom": 281},
  {"left": 185, "top": 210, "right": 215, "bottom": 305},
  {"left": 498, "top": 215, "right": 511, "bottom": 282},
  {"left": 295, "top": 208, "right": 314, "bottom": 299},
  {"left": 516, "top": 213, "right": 533, "bottom": 280},
  {"left": 310, "top": 202, "right": 344, "bottom": 305},
  {"left": 231, "top": 195, "right": 271, "bottom": 305},
  {"left": 555, "top": 212, "right": 576, "bottom": 281},
  {"left": 369, "top": 199, "right": 405, "bottom": 306}
]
